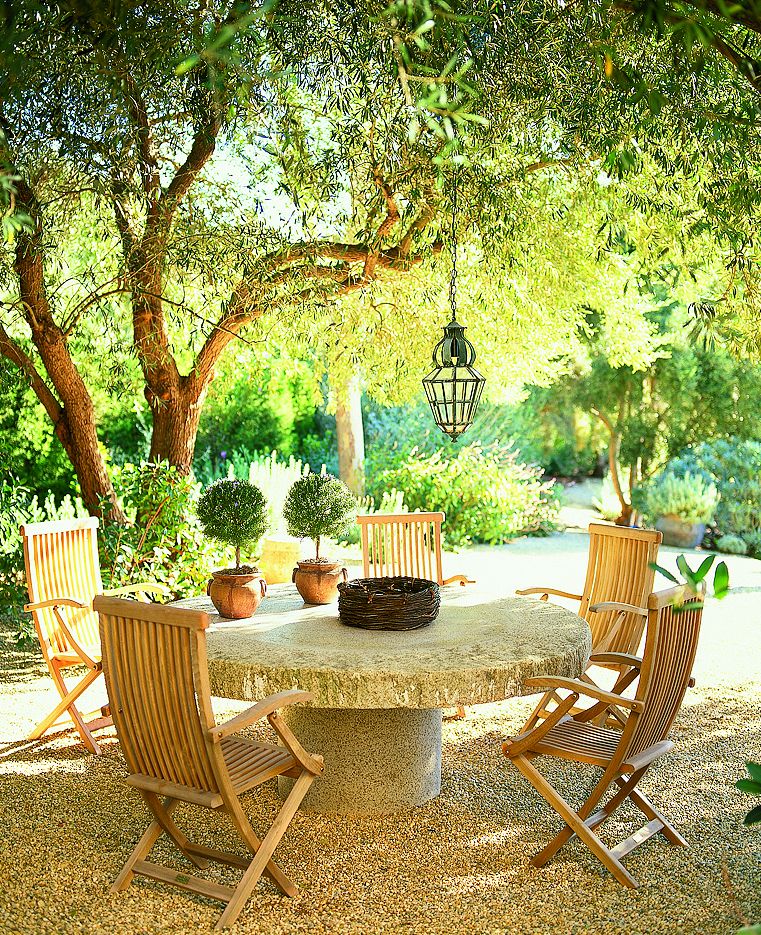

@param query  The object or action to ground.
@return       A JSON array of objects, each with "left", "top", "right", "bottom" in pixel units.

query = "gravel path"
[{"left": 1, "top": 533, "right": 759, "bottom": 935}]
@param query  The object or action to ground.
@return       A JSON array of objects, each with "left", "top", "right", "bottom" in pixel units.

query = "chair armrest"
[
  {"left": 589, "top": 652, "right": 642, "bottom": 668},
  {"left": 523, "top": 675, "right": 644, "bottom": 711},
  {"left": 104, "top": 583, "right": 171, "bottom": 600},
  {"left": 515, "top": 587, "right": 583, "bottom": 601},
  {"left": 24, "top": 597, "right": 90, "bottom": 612},
  {"left": 26, "top": 598, "right": 98, "bottom": 668},
  {"left": 589, "top": 601, "right": 648, "bottom": 617},
  {"left": 209, "top": 690, "right": 314, "bottom": 743}
]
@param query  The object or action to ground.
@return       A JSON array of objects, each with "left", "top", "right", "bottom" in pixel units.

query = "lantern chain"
[{"left": 448, "top": 168, "right": 458, "bottom": 321}]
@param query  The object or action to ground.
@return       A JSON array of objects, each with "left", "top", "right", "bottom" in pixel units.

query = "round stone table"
[{"left": 177, "top": 584, "right": 590, "bottom": 816}]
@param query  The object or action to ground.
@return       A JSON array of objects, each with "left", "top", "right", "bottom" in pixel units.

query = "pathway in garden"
[{"left": 1, "top": 529, "right": 759, "bottom": 935}]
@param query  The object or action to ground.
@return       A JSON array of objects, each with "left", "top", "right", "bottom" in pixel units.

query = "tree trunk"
[
  {"left": 13, "top": 232, "right": 125, "bottom": 521},
  {"left": 147, "top": 385, "right": 204, "bottom": 473},
  {"left": 592, "top": 406, "right": 632, "bottom": 526},
  {"left": 335, "top": 375, "right": 366, "bottom": 497}
]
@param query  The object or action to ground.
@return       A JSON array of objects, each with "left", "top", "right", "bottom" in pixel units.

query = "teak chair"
[
  {"left": 502, "top": 586, "right": 704, "bottom": 887},
  {"left": 357, "top": 511, "right": 473, "bottom": 586},
  {"left": 94, "top": 595, "right": 323, "bottom": 930},
  {"left": 21, "top": 517, "right": 168, "bottom": 754},
  {"left": 517, "top": 523, "right": 662, "bottom": 730}
]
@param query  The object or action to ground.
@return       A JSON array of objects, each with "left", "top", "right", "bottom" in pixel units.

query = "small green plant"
[
  {"left": 640, "top": 471, "right": 719, "bottom": 525},
  {"left": 651, "top": 552, "right": 729, "bottom": 610},
  {"left": 196, "top": 479, "right": 268, "bottom": 571},
  {"left": 715, "top": 534, "right": 748, "bottom": 556},
  {"left": 283, "top": 474, "right": 356, "bottom": 559},
  {"left": 737, "top": 762, "right": 761, "bottom": 826}
]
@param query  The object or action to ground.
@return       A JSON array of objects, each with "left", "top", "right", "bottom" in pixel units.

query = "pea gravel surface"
[{"left": 1, "top": 537, "right": 759, "bottom": 935}]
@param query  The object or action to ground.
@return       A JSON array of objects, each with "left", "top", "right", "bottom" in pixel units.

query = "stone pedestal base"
[{"left": 278, "top": 707, "right": 442, "bottom": 816}]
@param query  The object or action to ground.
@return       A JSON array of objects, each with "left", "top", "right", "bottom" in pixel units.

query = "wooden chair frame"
[
  {"left": 517, "top": 523, "right": 662, "bottom": 730},
  {"left": 503, "top": 586, "right": 703, "bottom": 887},
  {"left": 357, "top": 511, "right": 473, "bottom": 586},
  {"left": 21, "top": 517, "right": 168, "bottom": 754},
  {"left": 94, "top": 595, "right": 323, "bottom": 930}
]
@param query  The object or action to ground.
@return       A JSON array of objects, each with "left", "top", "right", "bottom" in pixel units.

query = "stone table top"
[{"left": 176, "top": 584, "right": 591, "bottom": 709}]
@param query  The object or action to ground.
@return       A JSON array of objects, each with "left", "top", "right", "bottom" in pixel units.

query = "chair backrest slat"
[
  {"left": 623, "top": 592, "right": 703, "bottom": 761},
  {"left": 21, "top": 518, "right": 103, "bottom": 654},
  {"left": 579, "top": 524, "right": 662, "bottom": 655},
  {"left": 95, "top": 596, "right": 219, "bottom": 793},
  {"left": 357, "top": 513, "right": 445, "bottom": 584}
]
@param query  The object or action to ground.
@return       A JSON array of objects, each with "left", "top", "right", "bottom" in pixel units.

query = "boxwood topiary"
[
  {"left": 283, "top": 473, "right": 356, "bottom": 560},
  {"left": 196, "top": 479, "right": 268, "bottom": 571}
]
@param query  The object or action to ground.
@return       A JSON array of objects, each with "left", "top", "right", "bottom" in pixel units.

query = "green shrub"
[
  {"left": 715, "top": 534, "right": 748, "bottom": 556},
  {"left": 338, "top": 489, "right": 407, "bottom": 545},
  {"left": 283, "top": 474, "right": 356, "bottom": 559},
  {"left": 638, "top": 471, "right": 719, "bottom": 525},
  {"left": 374, "top": 444, "right": 559, "bottom": 548},
  {"left": 666, "top": 439, "right": 761, "bottom": 551},
  {"left": 99, "top": 461, "right": 219, "bottom": 597},
  {"left": 194, "top": 448, "right": 313, "bottom": 535},
  {"left": 196, "top": 479, "right": 268, "bottom": 570}
]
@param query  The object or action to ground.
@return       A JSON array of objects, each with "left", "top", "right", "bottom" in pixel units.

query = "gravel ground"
[{"left": 1, "top": 534, "right": 759, "bottom": 935}]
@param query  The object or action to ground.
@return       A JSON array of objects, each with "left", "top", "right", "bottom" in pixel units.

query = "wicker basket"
[{"left": 337, "top": 576, "right": 440, "bottom": 631}]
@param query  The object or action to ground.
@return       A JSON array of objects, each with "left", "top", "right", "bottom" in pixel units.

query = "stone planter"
[
  {"left": 655, "top": 514, "right": 706, "bottom": 549},
  {"left": 292, "top": 560, "right": 348, "bottom": 605},
  {"left": 258, "top": 536, "right": 302, "bottom": 584},
  {"left": 207, "top": 570, "right": 267, "bottom": 619}
]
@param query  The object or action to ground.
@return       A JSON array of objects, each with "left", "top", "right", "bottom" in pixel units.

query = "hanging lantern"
[{"left": 422, "top": 171, "right": 486, "bottom": 442}]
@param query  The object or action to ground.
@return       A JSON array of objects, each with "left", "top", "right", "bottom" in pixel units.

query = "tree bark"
[
  {"left": 592, "top": 406, "right": 632, "bottom": 526},
  {"left": 335, "top": 375, "right": 366, "bottom": 497},
  {"left": 147, "top": 382, "right": 204, "bottom": 473},
  {"left": 8, "top": 189, "right": 125, "bottom": 521}
]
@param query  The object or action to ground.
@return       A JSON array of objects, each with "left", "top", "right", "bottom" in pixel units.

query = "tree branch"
[{"left": 0, "top": 325, "right": 64, "bottom": 427}]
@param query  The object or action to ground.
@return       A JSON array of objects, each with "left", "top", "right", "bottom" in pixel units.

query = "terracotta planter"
[
  {"left": 207, "top": 570, "right": 267, "bottom": 619},
  {"left": 655, "top": 514, "right": 706, "bottom": 549},
  {"left": 292, "top": 560, "right": 348, "bottom": 605}
]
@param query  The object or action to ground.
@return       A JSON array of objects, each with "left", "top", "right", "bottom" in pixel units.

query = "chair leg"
[
  {"left": 140, "top": 792, "right": 211, "bottom": 870},
  {"left": 513, "top": 756, "right": 637, "bottom": 888},
  {"left": 29, "top": 663, "right": 105, "bottom": 754},
  {"left": 521, "top": 689, "right": 559, "bottom": 732},
  {"left": 112, "top": 797, "right": 182, "bottom": 892},
  {"left": 216, "top": 771, "right": 316, "bottom": 930},
  {"left": 626, "top": 786, "right": 688, "bottom": 847}
]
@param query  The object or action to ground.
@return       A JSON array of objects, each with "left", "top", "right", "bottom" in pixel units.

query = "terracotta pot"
[
  {"left": 207, "top": 570, "right": 267, "bottom": 619},
  {"left": 292, "top": 560, "right": 348, "bottom": 605},
  {"left": 655, "top": 514, "right": 706, "bottom": 549}
]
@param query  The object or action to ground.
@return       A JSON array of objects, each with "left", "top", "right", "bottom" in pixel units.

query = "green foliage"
[
  {"left": 667, "top": 439, "right": 761, "bottom": 551},
  {"left": 651, "top": 553, "right": 729, "bottom": 608},
  {"left": 194, "top": 350, "right": 321, "bottom": 465},
  {"left": 715, "top": 534, "right": 748, "bottom": 556},
  {"left": 100, "top": 462, "right": 219, "bottom": 597},
  {"left": 736, "top": 762, "right": 761, "bottom": 827},
  {"left": 196, "top": 479, "right": 268, "bottom": 569},
  {"left": 374, "top": 444, "right": 559, "bottom": 548},
  {"left": 194, "top": 448, "right": 312, "bottom": 536},
  {"left": 338, "top": 489, "right": 408, "bottom": 546},
  {"left": 283, "top": 474, "right": 356, "bottom": 558},
  {"left": 638, "top": 471, "right": 719, "bottom": 525}
]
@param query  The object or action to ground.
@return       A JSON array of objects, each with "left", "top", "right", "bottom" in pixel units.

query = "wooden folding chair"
[
  {"left": 93, "top": 595, "right": 323, "bottom": 930},
  {"left": 357, "top": 511, "right": 473, "bottom": 586},
  {"left": 21, "top": 517, "right": 168, "bottom": 754},
  {"left": 517, "top": 523, "right": 662, "bottom": 730},
  {"left": 503, "top": 586, "right": 704, "bottom": 887}
]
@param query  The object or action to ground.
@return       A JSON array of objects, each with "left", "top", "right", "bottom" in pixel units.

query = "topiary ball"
[
  {"left": 197, "top": 479, "right": 269, "bottom": 552},
  {"left": 283, "top": 474, "right": 356, "bottom": 545}
]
